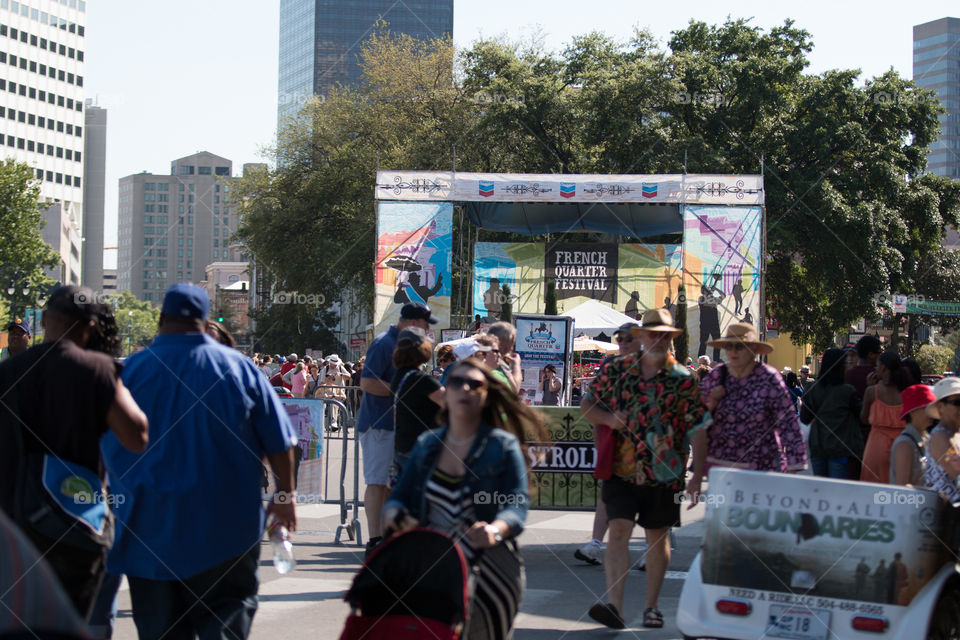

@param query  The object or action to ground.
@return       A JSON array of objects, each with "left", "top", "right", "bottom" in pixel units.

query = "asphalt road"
[{"left": 110, "top": 498, "right": 709, "bottom": 639}]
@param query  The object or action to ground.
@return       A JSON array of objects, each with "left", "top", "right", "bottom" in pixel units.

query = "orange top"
[
  {"left": 860, "top": 398, "right": 906, "bottom": 484},
  {"left": 869, "top": 398, "right": 905, "bottom": 430}
]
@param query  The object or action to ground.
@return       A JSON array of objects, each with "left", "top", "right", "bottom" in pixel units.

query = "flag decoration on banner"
[
  {"left": 641, "top": 183, "right": 658, "bottom": 198},
  {"left": 560, "top": 183, "right": 576, "bottom": 198},
  {"left": 479, "top": 181, "right": 494, "bottom": 197}
]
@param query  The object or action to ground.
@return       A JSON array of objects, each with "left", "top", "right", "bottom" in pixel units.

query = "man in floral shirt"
[{"left": 581, "top": 308, "right": 708, "bottom": 630}]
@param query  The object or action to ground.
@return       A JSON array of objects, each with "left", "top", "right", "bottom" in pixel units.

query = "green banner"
[
  {"left": 527, "top": 407, "right": 599, "bottom": 510},
  {"left": 905, "top": 300, "right": 960, "bottom": 316}
]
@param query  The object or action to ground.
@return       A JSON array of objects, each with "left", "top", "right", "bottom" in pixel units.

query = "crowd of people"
[{"left": 7, "top": 280, "right": 960, "bottom": 638}]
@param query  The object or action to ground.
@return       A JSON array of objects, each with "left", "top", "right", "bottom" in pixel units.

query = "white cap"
[
  {"left": 927, "top": 378, "right": 960, "bottom": 419},
  {"left": 453, "top": 339, "right": 491, "bottom": 361}
]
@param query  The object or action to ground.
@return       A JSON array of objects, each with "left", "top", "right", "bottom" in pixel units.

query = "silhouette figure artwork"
[
  {"left": 483, "top": 278, "right": 502, "bottom": 317},
  {"left": 732, "top": 278, "right": 744, "bottom": 315},
  {"left": 624, "top": 291, "right": 640, "bottom": 319},
  {"left": 855, "top": 558, "right": 870, "bottom": 598},
  {"left": 698, "top": 270, "right": 725, "bottom": 361},
  {"left": 742, "top": 308, "right": 754, "bottom": 325}
]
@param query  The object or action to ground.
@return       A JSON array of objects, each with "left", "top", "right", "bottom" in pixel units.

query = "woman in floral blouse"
[{"left": 699, "top": 323, "right": 808, "bottom": 473}]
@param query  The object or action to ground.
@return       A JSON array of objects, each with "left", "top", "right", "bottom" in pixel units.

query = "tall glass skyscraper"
[
  {"left": 277, "top": 0, "right": 453, "bottom": 128},
  {"left": 914, "top": 17, "right": 960, "bottom": 179}
]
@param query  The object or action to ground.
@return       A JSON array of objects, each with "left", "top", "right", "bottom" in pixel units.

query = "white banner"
[{"left": 376, "top": 171, "right": 764, "bottom": 206}]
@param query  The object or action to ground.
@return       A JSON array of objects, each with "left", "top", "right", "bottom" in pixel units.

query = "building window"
[
  {"left": 215, "top": 166, "right": 229, "bottom": 176},
  {"left": 179, "top": 165, "right": 194, "bottom": 175},
  {"left": 198, "top": 166, "right": 211, "bottom": 175}
]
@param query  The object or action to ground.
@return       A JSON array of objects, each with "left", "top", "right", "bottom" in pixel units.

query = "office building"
[
  {"left": 81, "top": 100, "right": 104, "bottom": 291},
  {"left": 277, "top": 0, "right": 454, "bottom": 127},
  {"left": 101, "top": 267, "right": 115, "bottom": 294},
  {"left": 914, "top": 17, "right": 960, "bottom": 179},
  {"left": 117, "top": 152, "right": 244, "bottom": 304},
  {"left": 0, "top": 0, "right": 87, "bottom": 285}
]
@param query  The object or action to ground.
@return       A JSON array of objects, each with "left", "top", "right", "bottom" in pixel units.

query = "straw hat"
[
  {"left": 633, "top": 308, "right": 683, "bottom": 337},
  {"left": 706, "top": 322, "right": 774, "bottom": 355}
]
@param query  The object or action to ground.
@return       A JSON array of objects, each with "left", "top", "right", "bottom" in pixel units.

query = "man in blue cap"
[
  {"left": 0, "top": 318, "right": 31, "bottom": 360},
  {"left": 101, "top": 283, "right": 298, "bottom": 639},
  {"left": 356, "top": 301, "right": 437, "bottom": 554}
]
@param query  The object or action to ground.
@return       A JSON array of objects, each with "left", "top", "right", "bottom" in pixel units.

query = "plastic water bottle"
[{"left": 268, "top": 519, "right": 296, "bottom": 574}]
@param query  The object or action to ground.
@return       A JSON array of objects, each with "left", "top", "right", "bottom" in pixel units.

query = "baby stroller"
[{"left": 340, "top": 527, "right": 471, "bottom": 640}]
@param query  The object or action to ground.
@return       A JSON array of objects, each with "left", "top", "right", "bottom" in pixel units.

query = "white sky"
[{"left": 84, "top": 0, "right": 958, "bottom": 270}]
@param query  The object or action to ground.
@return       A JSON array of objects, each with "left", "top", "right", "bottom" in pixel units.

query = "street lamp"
[{"left": 126, "top": 311, "right": 133, "bottom": 356}]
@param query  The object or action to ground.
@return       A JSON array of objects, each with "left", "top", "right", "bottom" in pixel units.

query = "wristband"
[{"left": 485, "top": 524, "right": 503, "bottom": 543}]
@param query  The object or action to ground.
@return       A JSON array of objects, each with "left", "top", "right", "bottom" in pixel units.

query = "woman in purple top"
[{"left": 699, "top": 323, "right": 808, "bottom": 473}]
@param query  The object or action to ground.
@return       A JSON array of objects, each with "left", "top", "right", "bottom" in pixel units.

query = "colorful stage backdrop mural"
[
  {"left": 374, "top": 202, "right": 453, "bottom": 336},
  {"left": 473, "top": 242, "right": 682, "bottom": 324},
  {"left": 682, "top": 205, "right": 762, "bottom": 362}
]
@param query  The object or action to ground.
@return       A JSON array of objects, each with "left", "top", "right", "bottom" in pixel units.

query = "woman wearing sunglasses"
[
  {"left": 698, "top": 322, "right": 807, "bottom": 473},
  {"left": 922, "top": 378, "right": 960, "bottom": 506},
  {"left": 383, "top": 358, "right": 548, "bottom": 640}
]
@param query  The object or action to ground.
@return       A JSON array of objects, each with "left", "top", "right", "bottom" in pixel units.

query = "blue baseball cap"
[
  {"left": 161, "top": 283, "right": 210, "bottom": 320},
  {"left": 6, "top": 318, "right": 30, "bottom": 335}
]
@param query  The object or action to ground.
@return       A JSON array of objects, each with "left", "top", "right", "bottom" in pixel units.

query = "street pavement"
[{"left": 111, "top": 498, "right": 710, "bottom": 638}]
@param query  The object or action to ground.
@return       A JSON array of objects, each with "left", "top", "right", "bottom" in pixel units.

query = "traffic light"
[{"left": 217, "top": 310, "right": 224, "bottom": 323}]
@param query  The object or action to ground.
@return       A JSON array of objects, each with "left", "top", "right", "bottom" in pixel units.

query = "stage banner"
[
  {"left": 374, "top": 202, "right": 453, "bottom": 337},
  {"left": 514, "top": 314, "right": 573, "bottom": 407},
  {"left": 376, "top": 171, "right": 764, "bottom": 206},
  {"left": 546, "top": 243, "right": 618, "bottom": 304},
  {"left": 682, "top": 205, "right": 762, "bottom": 362},
  {"left": 526, "top": 406, "right": 598, "bottom": 510}
]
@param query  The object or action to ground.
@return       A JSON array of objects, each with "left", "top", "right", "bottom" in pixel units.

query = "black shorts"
[{"left": 602, "top": 476, "right": 681, "bottom": 530}]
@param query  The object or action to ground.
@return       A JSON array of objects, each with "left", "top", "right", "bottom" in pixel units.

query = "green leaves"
[{"left": 235, "top": 22, "right": 956, "bottom": 351}]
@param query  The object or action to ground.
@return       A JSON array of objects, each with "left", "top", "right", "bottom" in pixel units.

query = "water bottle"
[{"left": 268, "top": 518, "right": 296, "bottom": 574}]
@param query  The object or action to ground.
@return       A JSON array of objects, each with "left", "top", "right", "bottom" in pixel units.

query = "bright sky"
[{"left": 85, "top": 0, "right": 958, "bottom": 270}]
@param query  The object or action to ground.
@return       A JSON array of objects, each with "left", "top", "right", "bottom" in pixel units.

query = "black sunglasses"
[
  {"left": 943, "top": 398, "right": 960, "bottom": 408},
  {"left": 448, "top": 375, "right": 486, "bottom": 391},
  {"left": 616, "top": 336, "right": 632, "bottom": 344}
]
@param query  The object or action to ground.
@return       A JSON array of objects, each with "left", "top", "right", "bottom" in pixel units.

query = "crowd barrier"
[{"left": 274, "top": 387, "right": 364, "bottom": 546}]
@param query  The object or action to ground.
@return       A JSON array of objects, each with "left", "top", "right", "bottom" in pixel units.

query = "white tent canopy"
[
  {"left": 572, "top": 335, "right": 619, "bottom": 353},
  {"left": 563, "top": 299, "right": 637, "bottom": 337}
]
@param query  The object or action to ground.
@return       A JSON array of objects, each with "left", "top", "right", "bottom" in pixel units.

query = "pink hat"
[{"left": 901, "top": 384, "right": 936, "bottom": 420}]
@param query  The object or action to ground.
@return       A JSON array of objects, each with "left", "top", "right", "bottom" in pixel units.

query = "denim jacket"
[{"left": 383, "top": 422, "right": 529, "bottom": 536}]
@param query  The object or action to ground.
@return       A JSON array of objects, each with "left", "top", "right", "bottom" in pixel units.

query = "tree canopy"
[
  {"left": 0, "top": 159, "right": 61, "bottom": 318},
  {"left": 236, "top": 19, "right": 958, "bottom": 350}
]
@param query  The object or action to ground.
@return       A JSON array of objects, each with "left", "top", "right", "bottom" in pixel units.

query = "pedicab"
[{"left": 678, "top": 468, "right": 960, "bottom": 640}]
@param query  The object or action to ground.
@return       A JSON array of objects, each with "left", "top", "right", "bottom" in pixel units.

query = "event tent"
[{"left": 563, "top": 299, "right": 637, "bottom": 337}]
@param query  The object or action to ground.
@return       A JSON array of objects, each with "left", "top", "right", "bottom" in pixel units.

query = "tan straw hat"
[
  {"left": 706, "top": 322, "right": 774, "bottom": 355},
  {"left": 634, "top": 308, "right": 683, "bottom": 337}
]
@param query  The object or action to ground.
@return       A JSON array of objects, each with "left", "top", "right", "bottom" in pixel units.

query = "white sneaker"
[{"left": 574, "top": 540, "right": 604, "bottom": 565}]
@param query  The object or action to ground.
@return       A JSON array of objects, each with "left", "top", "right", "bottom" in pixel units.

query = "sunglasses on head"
[{"left": 448, "top": 375, "right": 486, "bottom": 391}]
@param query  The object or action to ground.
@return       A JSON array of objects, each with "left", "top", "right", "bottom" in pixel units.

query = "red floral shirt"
[{"left": 586, "top": 354, "right": 708, "bottom": 488}]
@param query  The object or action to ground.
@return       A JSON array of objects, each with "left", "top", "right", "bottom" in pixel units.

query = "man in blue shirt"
[
  {"left": 357, "top": 301, "right": 436, "bottom": 552},
  {"left": 101, "top": 283, "right": 298, "bottom": 640}
]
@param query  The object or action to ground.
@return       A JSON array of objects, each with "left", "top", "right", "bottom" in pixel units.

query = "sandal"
[
  {"left": 588, "top": 603, "right": 625, "bottom": 629},
  {"left": 643, "top": 607, "right": 664, "bottom": 628}
]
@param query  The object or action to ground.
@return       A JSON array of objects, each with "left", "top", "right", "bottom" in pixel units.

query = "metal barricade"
[{"left": 312, "top": 385, "right": 363, "bottom": 546}]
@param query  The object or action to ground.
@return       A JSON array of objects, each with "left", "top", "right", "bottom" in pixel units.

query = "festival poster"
[
  {"left": 514, "top": 315, "right": 573, "bottom": 406},
  {"left": 374, "top": 202, "right": 453, "bottom": 337},
  {"left": 280, "top": 398, "right": 326, "bottom": 503},
  {"left": 701, "top": 469, "right": 947, "bottom": 607},
  {"left": 682, "top": 205, "right": 762, "bottom": 362}
]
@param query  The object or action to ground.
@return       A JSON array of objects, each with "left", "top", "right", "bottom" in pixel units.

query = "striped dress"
[{"left": 424, "top": 468, "right": 525, "bottom": 640}]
